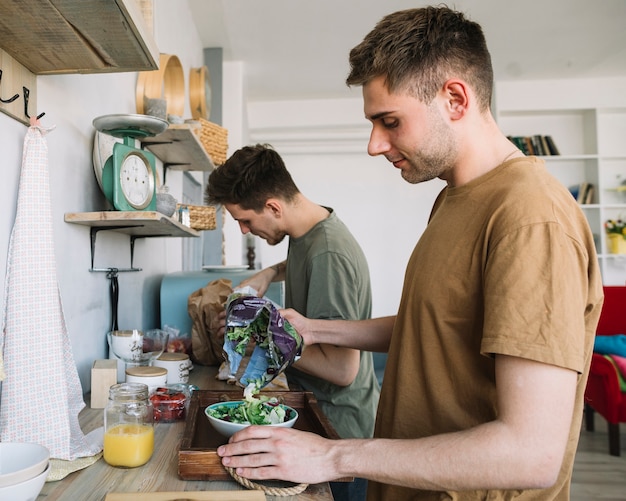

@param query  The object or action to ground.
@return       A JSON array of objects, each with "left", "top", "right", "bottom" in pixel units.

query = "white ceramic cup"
[{"left": 154, "top": 352, "right": 190, "bottom": 384}]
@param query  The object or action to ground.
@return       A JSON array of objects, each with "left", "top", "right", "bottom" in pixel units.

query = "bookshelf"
[{"left": 495, "top": 79, "right": 626, "bottom": 286}]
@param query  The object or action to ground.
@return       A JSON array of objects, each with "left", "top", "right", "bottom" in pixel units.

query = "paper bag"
[{"left": 187, "top": 278, "right": 232, "bottom": 365}]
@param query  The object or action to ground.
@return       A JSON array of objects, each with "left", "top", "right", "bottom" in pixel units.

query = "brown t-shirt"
[{"left": 368, "top": 157, "right": 603, "bottom": 501}]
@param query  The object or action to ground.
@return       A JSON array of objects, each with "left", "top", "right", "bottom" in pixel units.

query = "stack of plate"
[{"left": 0, "top": 442, "right": 50, "bottom": 500}]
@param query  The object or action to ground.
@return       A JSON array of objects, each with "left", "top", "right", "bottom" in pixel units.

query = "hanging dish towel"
[{"left": 0, "top": 122, "right": 102, "bottom": 468}]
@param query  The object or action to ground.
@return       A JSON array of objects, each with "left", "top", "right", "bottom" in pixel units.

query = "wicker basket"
[
  {"left": 176, "top": 204, "right": 217, "bottom": 231},
  {"left": 197, "top": 118, "right": 228, "bottom": 165}
]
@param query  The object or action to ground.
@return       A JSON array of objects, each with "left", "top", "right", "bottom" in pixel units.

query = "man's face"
[
  {"left": 363, "top": 76, "right": 458, "bottom": 184},
  {"left": 224, "top": 203, "right": 287, "bottom": 246}
]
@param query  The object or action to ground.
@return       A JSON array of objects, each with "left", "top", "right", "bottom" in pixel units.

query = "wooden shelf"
[
  {"left": 141, "top": 123, "right": 215, "bottom": 173},
  {"left": 65, "top": 211, "right": 200, "bottom": 271},
  {"left": 64, "top": 211, "right": 199, "bottom": 238},
  {"left": 0, "top": 0, "right": 158, "bottom": 75}
]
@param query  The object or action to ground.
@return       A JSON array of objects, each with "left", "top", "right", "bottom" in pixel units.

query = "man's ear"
[
  {"left": 442, "top": 80, "right": 469, "bottom": 121},
  {"left": 265, "top": 198, "right": 283, "bottom": 217}
]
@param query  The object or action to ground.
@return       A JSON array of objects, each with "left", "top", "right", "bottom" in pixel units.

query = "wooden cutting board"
[{"left": 105, "top": 492, "right": 265, "bottom": 501}]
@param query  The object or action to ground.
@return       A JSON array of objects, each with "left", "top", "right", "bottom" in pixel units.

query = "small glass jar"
[
  {"left": 103, "top": 383, "right": 154, "bottom": 468},
  {"left": 178, "top": 205, "right": 190, "bottom": 227},
  {"left": 149, "top": 384, "right": 190, "bottom": 422}
]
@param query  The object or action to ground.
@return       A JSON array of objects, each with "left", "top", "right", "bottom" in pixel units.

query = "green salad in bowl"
[{"left": 205, "top": 385, "right": 298, "bottom": 437}]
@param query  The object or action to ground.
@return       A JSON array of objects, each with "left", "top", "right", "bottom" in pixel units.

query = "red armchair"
[{"left": 584, "top": 285, "right": 626, "bottom": 456}]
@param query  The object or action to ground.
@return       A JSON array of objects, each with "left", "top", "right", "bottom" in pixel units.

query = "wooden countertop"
[{"left": 37, "top": 364, "right": 333, "bottom": 501}]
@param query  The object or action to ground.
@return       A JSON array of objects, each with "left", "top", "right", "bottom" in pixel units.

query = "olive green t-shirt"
[
  {"left": 285, "top": 208, "right": 380, "bottom": 439},
  {"left": 369, "top": 158, "right": 603, "bottom": 500}
]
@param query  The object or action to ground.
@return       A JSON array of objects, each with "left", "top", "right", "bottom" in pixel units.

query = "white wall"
[
  {"left": 227, "top": 97, "right": 446, "bottom": 317},
  {"left": 495, "top": 77, "right": 626, "bottom": 113},
  {"left": 221, "top": 61, "right": 250, "bottom": 266},
  {"left": 0, "top": 0, "right": 204, "bottom": 390},
  {"left": 276, "top": 151, "right": 443, "bottom": 317}
]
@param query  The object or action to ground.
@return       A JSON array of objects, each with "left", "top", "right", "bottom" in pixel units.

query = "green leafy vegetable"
[
  {"left": 207, "top": 385, "right": 289, "bottom": 425},
  {"left": 225, "top": 307, "right": 271, "bottom": 356}
]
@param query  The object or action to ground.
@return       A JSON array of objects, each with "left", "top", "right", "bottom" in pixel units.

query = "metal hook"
[
  {"left": 21, "top": 86, "right": 44, "bottom": 120},
  {"left": 23, "top": 86, "right": 30, "bottom": 117},
  {"left": 0, "top": 72, "right": 46, "bottom": 121},
  {"left": 0, "top": 70, "right": 19, "bottom": 104}
]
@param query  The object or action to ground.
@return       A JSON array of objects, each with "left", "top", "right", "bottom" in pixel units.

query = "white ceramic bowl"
[
  {"left": 0, "top": 442, "right": 50, "bottom": 487},
  {"left": 205, "top": 400, "right": 298, "bottom": 438},
  {"left": 0, "top": 461, "right": 50, "bottom": 501}
]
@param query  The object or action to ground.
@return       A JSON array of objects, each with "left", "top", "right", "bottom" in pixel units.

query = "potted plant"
[{"left": 605, "top": 219, "right": 626, "bottom": 254}]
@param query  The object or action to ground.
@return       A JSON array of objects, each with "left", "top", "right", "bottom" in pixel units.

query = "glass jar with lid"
[{"left": 103, "top": 382, "right": 154, "bottom": 467}]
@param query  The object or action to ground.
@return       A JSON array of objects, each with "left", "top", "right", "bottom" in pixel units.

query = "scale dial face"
[{"left": 119, "top": 152, "right": 155, "bottom": 210}]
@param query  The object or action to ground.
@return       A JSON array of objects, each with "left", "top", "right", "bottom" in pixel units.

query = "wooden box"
[
  {"left": 90, "top": 359, "right": 118, "bottom": 408},
  {"left": 178, "top": 390, "right": 346, "bottom": 481}
]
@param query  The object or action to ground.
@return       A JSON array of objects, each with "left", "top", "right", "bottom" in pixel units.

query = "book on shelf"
[
  {"left": 569, "top": 182, "right": 594, "bottom": 205},
  {"left": 544, "top": 135, "right": 560, "bottom": 155},
  {"left": 506, "top": 135, "right": 560, "bottom": 156},
  {"left": 531, "top": 135, "right": 545, "bottom": 156}
]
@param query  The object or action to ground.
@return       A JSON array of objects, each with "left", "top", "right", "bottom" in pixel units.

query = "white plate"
[{"left": 202, "top": 265, "right": 250, "bottom": 272}]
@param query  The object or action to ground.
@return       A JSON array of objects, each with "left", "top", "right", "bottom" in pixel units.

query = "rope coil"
[{"left": 225, "top": 466, "right": 309, "bottom": 496}]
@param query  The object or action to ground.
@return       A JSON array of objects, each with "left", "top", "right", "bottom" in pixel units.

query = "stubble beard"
[
  {"left": 401, "top": 148, "right": 455, "bottom": 184},
  {"left": 401, "top": 106, "right": 457, "bottom": 184},
  {"left": 401, "top": 157, "right": 443, "bottom": 184}
]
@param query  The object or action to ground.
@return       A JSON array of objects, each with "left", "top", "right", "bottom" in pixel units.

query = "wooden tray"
[{"left": 178, "top": 390, "right": 344, "bottom": 481}]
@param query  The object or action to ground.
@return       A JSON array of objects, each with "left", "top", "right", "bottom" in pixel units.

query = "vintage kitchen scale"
[{"left": 93, "top": 113, "right": 168, "bottom": 212}]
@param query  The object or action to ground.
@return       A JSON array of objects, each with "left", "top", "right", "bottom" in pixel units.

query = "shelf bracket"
[
  {"left": 89, "top": 226, "right": 142, "bottom": 272},
  {"left": 161, "top": 162, "right": 191, "bottom": 184}
]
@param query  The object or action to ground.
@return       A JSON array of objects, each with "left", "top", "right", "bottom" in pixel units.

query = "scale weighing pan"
[{"left": 92, "top": 113, "right": 168, "bottom": 138}]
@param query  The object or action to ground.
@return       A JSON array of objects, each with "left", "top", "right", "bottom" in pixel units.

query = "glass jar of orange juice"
[{"left": 103, "top": 382, "right": 154, "bottom": 467}]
